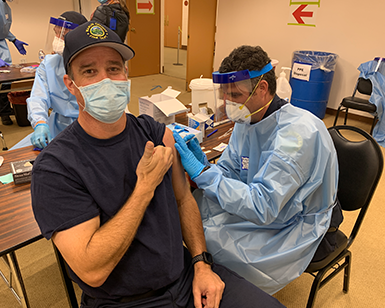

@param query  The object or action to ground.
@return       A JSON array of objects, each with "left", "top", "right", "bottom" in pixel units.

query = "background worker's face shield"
[
  {"left": 44, "top": 17, "right": 78, "bottom": 55},
  {"left": 212, "top": 63, "right": 273, "bottom": 122}
]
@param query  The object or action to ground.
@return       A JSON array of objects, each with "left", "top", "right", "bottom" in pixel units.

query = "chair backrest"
[
  {"left": 354, "top": 77, "right": 372, "bottom": 96},
  {"left": 328, "top": 126, "right": 383, "bottom": 248}
]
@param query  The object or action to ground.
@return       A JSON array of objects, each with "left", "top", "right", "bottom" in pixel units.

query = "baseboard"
[{"left": 326, "top": 108, "right": 375, "bottom": 125}]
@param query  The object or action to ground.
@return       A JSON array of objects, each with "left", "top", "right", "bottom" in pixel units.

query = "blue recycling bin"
[{"left": 289, "top": 51, "right": 338, "bottom": 119}]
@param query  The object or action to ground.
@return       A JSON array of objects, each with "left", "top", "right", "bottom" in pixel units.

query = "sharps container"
[
  {"left": 289, "top": 50, "right": 338, "bottom": 119},
  {"left": 189, "top": 76, "right": 217, "bottom": 115}
]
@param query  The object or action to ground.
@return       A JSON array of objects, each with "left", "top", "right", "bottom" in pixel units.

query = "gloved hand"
[
  {"left": 0, "top": 59, "right": 9, "bottom": 67},
  {"left": 30, "top": 123, "right": 52, "bottom": 149},
  {"left": 173, "top": 131, "right": 205, "bottom": 179},
  {"left": 13, "top": 39, "right": 28, "bottom": 55},
  {"left": 183, "top": 134, "right": 209, "bottom": 166}
]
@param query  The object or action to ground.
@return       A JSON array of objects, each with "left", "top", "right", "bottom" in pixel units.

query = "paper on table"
[
  {"left": 0, "top": 173, "right": 14, "bottom": 184},
  {"left": 213, "top": 143, "right": 228, "bottom": 152}
]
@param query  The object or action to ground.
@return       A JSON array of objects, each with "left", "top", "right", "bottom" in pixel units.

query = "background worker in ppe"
[
  {"left": 174, "top": 45, "right": 343, "bottom": 295},
  {"left": 0, "top": 0, "right": 28, "bottom": 125},
  {"left": 31, "top": 23, "right": 284, "bottom": 308},
  {"left": 11, "top": 11, "right": 87, "bottom": 150},
  {"left": 91, "top": 0, "right": 130, "bottom": 42}
]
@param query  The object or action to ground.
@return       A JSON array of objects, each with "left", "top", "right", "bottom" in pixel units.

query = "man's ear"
[
  {"left": 257, "top": 80, "right": 269, "bottom": 96},
  {"left": 63, "top": 74, "right": 76, "bottom": 95}
]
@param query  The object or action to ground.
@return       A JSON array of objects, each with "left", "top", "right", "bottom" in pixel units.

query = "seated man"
[
  {"left": 11, "top": 11, "right": 87, "bottom": 150},
  {"left": 31, "top": 22, "right": 284, "bottom": 308},
  {"left": 174, "top": 45, "right": 343, "bottom": 295}
]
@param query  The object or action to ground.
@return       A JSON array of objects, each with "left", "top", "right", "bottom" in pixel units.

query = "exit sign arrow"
[
  {"left": 293, "top": 4, "right": 313, "bottom": 24},
  {"left": 138, "top": 1, "right": 153, "bottom": 11}
]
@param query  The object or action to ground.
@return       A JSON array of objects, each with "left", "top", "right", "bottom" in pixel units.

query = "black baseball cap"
[{"left": 63, "top": 21, "right": 135, "bottom": 72}]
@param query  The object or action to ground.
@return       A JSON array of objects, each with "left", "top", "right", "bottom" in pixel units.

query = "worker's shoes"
[{"left": 1, "top": 115, "right": 13, "bottom": 125}]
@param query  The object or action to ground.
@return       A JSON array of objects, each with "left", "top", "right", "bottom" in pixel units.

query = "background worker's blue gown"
[
  {"left": 193, "top": 103, "right": 339, "bottom": 295},
  {"left": 358, "top": 60, "right": 385, "bottom": 147},
  {"left": 0, "top": 1, "right": 15, "bottom": 64}
]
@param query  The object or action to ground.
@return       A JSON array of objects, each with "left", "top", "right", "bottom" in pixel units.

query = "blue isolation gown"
[
  {"left": 27, "top": 54, "right": 79, "bottom": 138},
  {"left": 358, "top": 60, "right": 385, "bottom": 147},
  {"left": 193, "top": 103, "right": 338, "bottom": 295},
  {"left": 11, "top": 54, "right": 79, "bottom": 149},
  {"left": 0, "top": 1, "right": 15, "bottom": 64}
]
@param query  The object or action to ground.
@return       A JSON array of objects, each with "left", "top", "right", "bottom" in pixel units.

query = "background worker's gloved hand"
[
  {"left": 30, "top": 123, "right": 52, "bottom": 149},
  {"left": 173, "top": 131, "right": 205, "bottom": 179},
  {"left": 0, "top": 59, "right": 9, "bottom": 67},
  {"left": 183, "top": 134, "right": 209, "bottom": 166},
  {"left": 13, "top": 39, "right": 28, "bottom": 55}
]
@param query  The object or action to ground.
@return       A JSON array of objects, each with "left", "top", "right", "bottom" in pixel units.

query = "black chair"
[
  {"left": 333, "top": 77, "right": 378, "bottom": 135},
  {"left": 53, "top": 244, "right": 79, "bottom": 308},
  {"left": 304, "top": 125, "right": 383, "bottom": 308}
]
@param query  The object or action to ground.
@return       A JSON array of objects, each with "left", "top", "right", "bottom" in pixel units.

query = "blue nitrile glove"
[
  {"left": 0, "top": 59, "right": 9, "bottom": 67},
  {"left": 183, "top": 134, "right": 209, "bottom": 166},
  {"left": 30, "top": 123, "right": 52, "bottom": 149},
  {"left": 13, "top": 39, "right": 28, "bottom": 55},
  {"left": 173, "top": 131, "right": 205, "bottom": 179}
]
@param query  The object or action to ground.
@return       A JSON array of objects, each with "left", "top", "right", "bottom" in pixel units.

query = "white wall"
[
  {"left": 8, "top": 0, "right": 100, "bottom": 65},
  {"left": 215, "top": 0, "right": 385, "bottom": 110}
]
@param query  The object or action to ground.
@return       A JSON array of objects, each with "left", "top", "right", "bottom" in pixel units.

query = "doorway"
[
  {"left": 126, "top": 0, "right": 217, "bottom": 88},
  {"left": 163, "top": 0, "right": 187, "bottom": 80}
]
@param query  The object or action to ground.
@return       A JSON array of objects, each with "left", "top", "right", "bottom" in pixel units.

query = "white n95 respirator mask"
[
  {"left": 74, "top": 78, "right": 131, "bottom": 124},
  {"left": 52, "top": 36, "right": 65, "bottom": 56}
]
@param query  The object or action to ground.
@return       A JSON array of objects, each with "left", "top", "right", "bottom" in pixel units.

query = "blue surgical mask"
[
  {"left": 74, "top": 78, "right": 131, "bottom": 124},
  {"left": 98, "top": 0, "right": 108, "bottom": 3}
]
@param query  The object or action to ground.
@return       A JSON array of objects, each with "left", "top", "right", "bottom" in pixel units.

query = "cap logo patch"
[{"left": 86, "top": 23, "right": 108, "bottom": 40}]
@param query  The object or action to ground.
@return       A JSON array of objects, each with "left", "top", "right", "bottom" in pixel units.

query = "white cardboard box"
[
  {"left": 139, "top": 87, "right": 188, "bottom": 125},
  {"left": 187, "top": 112, "right": 215, "bottom": 138}
]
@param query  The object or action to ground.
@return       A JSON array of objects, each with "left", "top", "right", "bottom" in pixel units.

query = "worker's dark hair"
[{"left": 219, "top": 45, "right": 276, "bottom": 95}]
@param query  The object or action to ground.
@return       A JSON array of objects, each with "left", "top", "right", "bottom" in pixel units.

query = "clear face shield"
[
  {"left": 212, "top": 63, "right": 273, "bottom": 124},
  {"left": 44, "top": 17, "right": 79, "bottom": 56}
]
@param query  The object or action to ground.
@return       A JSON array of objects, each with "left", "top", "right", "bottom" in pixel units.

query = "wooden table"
[
  {"left": 0, "top": 146, "right": 40, "bottom": 308},
  {"left": 0, "top": 146, "right": 41, "bottom": 256},
  {"left": 174, "top": 113, "right": 234, "bottom": 162},
  {"left": 0, "top": 63, "right": 37, "bottom": 94}
]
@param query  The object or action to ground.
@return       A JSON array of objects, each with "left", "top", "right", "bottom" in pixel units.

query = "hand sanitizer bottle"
[
  {"left": 276, "top": 67, "right": 292, "bottom": 102},
  {"left": 38, "top": 49, "right": 45, "bottom": 63}
]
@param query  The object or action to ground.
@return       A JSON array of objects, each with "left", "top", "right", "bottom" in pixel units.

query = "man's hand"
[
  {"left": 0, "top": 59, "right": 9, "bottom": 67},
  {"left": 30, "top": 123, "right": 52, "bottom": 149},
  {"left": 13, "top": 39, "right": 28, "bottom": 55},
  {"left": 136, "top": 141, "right": 173, "bottom": 190},
  {"left": 193, "top": 264, "right": 225, "bottom": 308}
]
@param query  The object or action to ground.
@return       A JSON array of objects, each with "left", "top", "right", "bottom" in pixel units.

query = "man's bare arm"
[{"left": 163, "top": 128, "right": 225, "bottom": 308}]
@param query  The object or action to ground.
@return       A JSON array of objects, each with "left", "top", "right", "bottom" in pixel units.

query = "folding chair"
[
  {"left": 304, "top": 125, "right": 383, "bottom": 308},
  {"left": 333, "top": 77, "right": 377, "bottom": 135}
]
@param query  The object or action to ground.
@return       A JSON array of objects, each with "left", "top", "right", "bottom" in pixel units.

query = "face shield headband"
[
  {"left": 49, "top": 17, "right": 79, "bottom": 31},
  {"left": 212, "top": 62, "right": 273, "bottom": 84}
]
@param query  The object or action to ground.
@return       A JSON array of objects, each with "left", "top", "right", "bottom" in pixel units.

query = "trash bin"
[
  {"left": 189, "top": 77, "right": 217, "bottom": 115},
  {"left": 289, "top": 51, "right": 338, "bottom": 119},
  {"left": 8, "top": 91, "right": 31, "bottom": 127}
]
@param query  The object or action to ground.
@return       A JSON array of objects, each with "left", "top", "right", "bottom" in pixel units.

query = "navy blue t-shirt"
[{"left": 31, "top": 114, "right": 184, "bottom": 299}]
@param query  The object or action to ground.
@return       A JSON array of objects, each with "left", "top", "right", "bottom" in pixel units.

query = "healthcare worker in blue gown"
[
  {"left": 357, "top": 57, "right": 385, "bottom": 147},
  {"left": 11, "top": 11, "right": 87, "bottom": 150},
  {"left": 0, "top": 0, "right": 28, "bottom": 126},
  {"left": 173, "top": 45, "right": 343, "bottom": 295}
]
